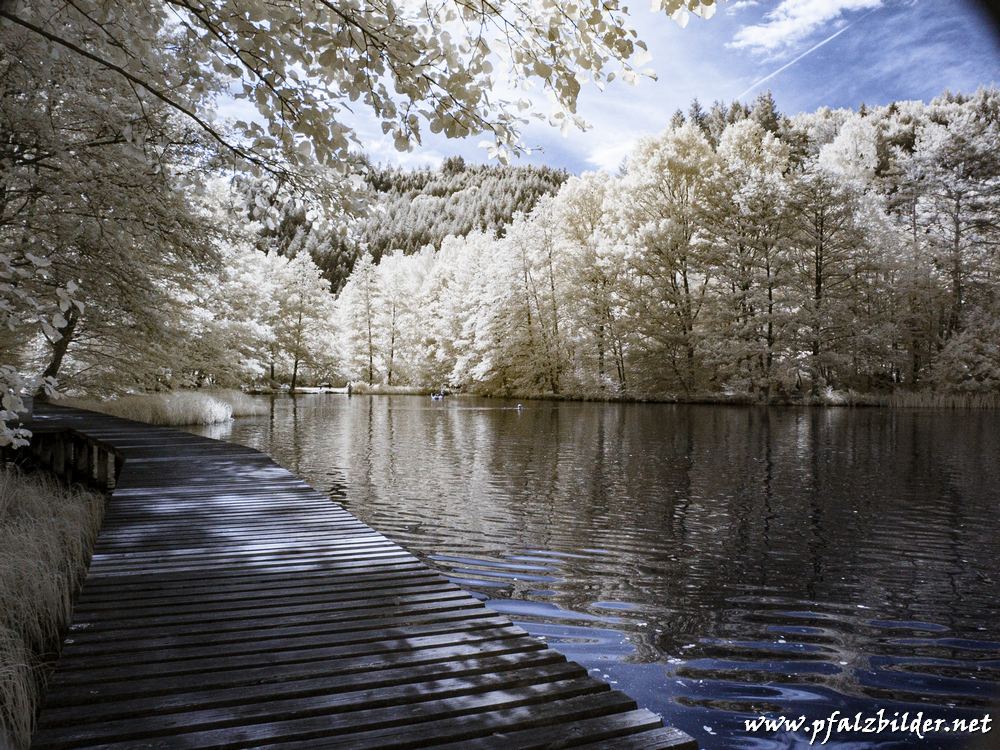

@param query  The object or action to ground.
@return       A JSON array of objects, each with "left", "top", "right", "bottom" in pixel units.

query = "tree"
[
  {"left": 786, "top": 165, "right": 870, "bottom": 393},
  {"left": 335, "top": 252, "right": 381, "bottom": 386},
  {"left": 1, "top": 12, "right": 214, "bottom": 401},
  {"left": 177, "top": 241, "right": 280, "bottom": 388},
  {"left": 751, "top": 90, "right": 781, "bottom": 134},
  {"left": 552, "top": 172, "right": 631, "bottom": 394},
  {"left": 703, "top": 119, "right": 792, "bottom": 397},
  {"left": 611, "top": 124, "right": 719, "bottom": 392},
  {"left": 508, "top": 204, "right": 571, "bottom": 394},
  {"left": 454, "top": 209, "right": 571, "bottom": 396},
  {"left": 817, "top": 112, "right": 881, "bottom": 185},
  {"left": 347, "top": 163, "right": 568, "bottom": 266},
  {"left": 270, "top": 254, "right": 336, "bottom": 390},
  {"left": 905, "top": 91, "right": 1000, "bottom": 339},
  {"left": 375, "top": 250, "right": 430, "bottom": 386},
  {"left": 414, "top": 232, "right": 494, "bottom": 389},
  {"left": 688, "top": 98, "right": 710, "bottom": 138},
  {"left": 0, "top": 0, "right": 721, "bottom": 170}
]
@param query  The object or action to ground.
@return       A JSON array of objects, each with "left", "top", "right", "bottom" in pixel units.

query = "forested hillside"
[
  {"left": 334, "top": 89, "right": 1000, "bottom": 401},
  {"left": 356, "top": 159, "right": 569, "bottom": 260},
  {"left": 263, "top": 159, "right": 568, "bottom": 293}
]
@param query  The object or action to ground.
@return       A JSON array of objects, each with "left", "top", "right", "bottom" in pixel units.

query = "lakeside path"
[{"left": 28, "top": 404, "right": 696, "bottom": 750}]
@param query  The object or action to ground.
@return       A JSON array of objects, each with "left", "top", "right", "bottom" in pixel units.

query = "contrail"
[{"left": 736, "top": 9, "right": 879, "bottom": 101}]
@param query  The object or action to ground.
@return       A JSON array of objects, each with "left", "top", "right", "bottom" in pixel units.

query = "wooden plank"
[
  {"left": 58, "top": 613, "right": 511, "bottom": 660},
  {"left": 571, "top": 726, "right": 700, "bottom": 750},
  {"left": 40, "top": 639, "right": 564, "bottom": 707},
  {"left": 39, "top": 679, "right": 619, "bottom": 750},
  {"left": 55, "top": 617, "right": 521, "bottom": 670},
  {"left": 30, "top": 405, "right": 694, "bottom": 750},
  {"left": 48, "top": 627, "right": 542, "bottom": 685},
  {"left": 72, "top": 568, "right": 443, "bottom": 605},
  {"left": 34, "top": 663, "right": 592, "bottom": 747},
  {"left": 263, "top": 691, "right": 640, "bottom": 750},
  {"left": 416, "top": 709, "right": 672, "bottom": 750},
  {"left": 60, "top": 598, "right": 493, "bottom": 645},
  {"left": 37, "top": 650, "right": 570, "bottom": 727}
]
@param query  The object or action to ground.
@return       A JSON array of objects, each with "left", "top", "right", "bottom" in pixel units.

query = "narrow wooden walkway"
[{"left": 29, "top": 404, "right": 695, "bottom": 750}]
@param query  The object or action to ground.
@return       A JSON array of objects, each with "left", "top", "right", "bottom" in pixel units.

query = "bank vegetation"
[{"left": 0, "top": 468, "right": 105, "bottom": 748}]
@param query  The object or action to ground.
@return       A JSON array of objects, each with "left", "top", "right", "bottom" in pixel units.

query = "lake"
[{"left": 188, "top": 395, "right": 1000, "bottom": 749}]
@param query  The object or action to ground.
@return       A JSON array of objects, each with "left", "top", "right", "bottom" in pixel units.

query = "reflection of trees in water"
[{"left": 204, "top": 396, "right": 1000, "bottom": 710}]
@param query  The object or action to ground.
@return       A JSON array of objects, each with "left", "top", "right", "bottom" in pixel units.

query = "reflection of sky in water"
[{"left": 187, "top": 396, "right": 1000, "bottom": 749}]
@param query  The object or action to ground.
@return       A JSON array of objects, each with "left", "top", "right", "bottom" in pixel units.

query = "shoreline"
[{"left": 250, "top": 387, "right": 1000, "bottom": 409}]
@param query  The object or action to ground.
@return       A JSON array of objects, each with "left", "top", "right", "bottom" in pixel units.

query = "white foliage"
[{"left": 818, "top": 113, "right": 880, "bottom": 183}]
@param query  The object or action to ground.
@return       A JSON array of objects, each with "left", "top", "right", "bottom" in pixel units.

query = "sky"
[{"left": 343, "top": 0, "right": 1000, "bottom": 174}]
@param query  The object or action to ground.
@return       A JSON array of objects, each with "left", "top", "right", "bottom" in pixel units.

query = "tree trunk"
[
  {"left": 37, "top": 309, "right": 79, "bottom": 398},
  {"left": 949, "top": 196, "right": 963, "bottom": 335},
  {"left": 811, "top": 210, "right": 825, "bottom": 397},
  {"left": 291, "top": 309, "right": 303, "bottom": 391},
  {"left": 597, "top": 321, "right": 605, "bottom": 390}
]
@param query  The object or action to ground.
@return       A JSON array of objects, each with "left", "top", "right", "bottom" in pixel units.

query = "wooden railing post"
[
  {"left": 38, "top": 434, "right": 53, "bottom": 468},
  {"left": 74, "top": 437, "right": 91, "bottom": 482},
  {"left": 52, "top": 436, "right": 66, "bottom": 478},
  {"left": 96, "top": 447, "right": 109, "bottom": 490}
]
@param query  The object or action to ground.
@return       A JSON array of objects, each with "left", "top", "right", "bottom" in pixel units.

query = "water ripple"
[{"left": 188, "top": 396, "right": 1000, "bottom": 750}]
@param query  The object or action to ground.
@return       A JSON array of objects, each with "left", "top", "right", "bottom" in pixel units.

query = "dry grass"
[
  {"left": 0, "top": 467, "right": 105, "bottom": 748},
  {"left": 63, "top": 389, "right": 267, "bottom": 426},
  {"left": 346, "top": 383, "right": 432, "bottom": 395},
  {"left": 213, "top": 389, "right": 269, "bottom": 417},
  {"left": 843, "top": 390, "right": 1000, "bottom": 409}
]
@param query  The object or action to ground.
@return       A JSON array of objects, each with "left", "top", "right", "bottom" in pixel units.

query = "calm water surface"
[{"left": 188, "top": 396, "right": 1000, "bottom": 749}]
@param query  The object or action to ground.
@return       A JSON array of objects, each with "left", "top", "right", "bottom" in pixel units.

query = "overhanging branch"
[{"left": 0, "top": 7, "right": 279, "bottom": 175}]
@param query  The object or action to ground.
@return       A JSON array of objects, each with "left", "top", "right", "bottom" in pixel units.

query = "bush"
[{"left": 0, "top": 468, "right": 105, "bottom": 748}]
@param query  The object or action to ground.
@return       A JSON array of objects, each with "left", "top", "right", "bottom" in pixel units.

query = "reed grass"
[
  {"left": 843, "top": 390, "right": 1000, "bottom": 409},
  {"left": 214, "top": 389, "right": 269, "bottom": 418},
  {"left": 63, "top": 389, "right": 267, "bottom": 426},
  {"left": 346, "top": 383, "right": 432, "bottom": 395},
  {"left": 0, "top": 468, "right": 105, "bottom": 748}
]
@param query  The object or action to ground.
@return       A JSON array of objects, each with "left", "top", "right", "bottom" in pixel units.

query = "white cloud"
[
  {"left": 731, "top": 0, "right": 882, "bottom": 53},
  {"left": 358, "top": 135, "right": 446, "bottom": 169},
  {"left": 728, "top": 1, "right": 759, "bottom": 11},
  {"left": 585, "top": 136, "right": 638, "bottom": 173},
  {"left": 215, "top": 94, "right": 265, "bottom": 128}
]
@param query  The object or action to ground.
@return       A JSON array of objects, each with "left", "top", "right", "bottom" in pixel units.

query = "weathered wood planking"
[{"left": 29, "top": 404, "right": 696, "bottom": 750}]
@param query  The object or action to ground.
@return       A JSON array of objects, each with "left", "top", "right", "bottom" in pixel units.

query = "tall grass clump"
[
  {"left": 0, "top": 467, "right": 105, "bottom": 748},
  {"left": 843, "top": 390, "right": 1000, "bottom": 409},
  {"left": 63, "top": 389, "right": 267, "bottom": 426},
  {"left": 346, "top": 383, "right": 431, "bottom": 395},
  {"left": 211, "top": 389, "right": 269, "bottom": 417}
]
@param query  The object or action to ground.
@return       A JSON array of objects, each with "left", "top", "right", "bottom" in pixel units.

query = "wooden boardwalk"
[{"left": 28, "top": 404, "right": 696, "bottom": 750}]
